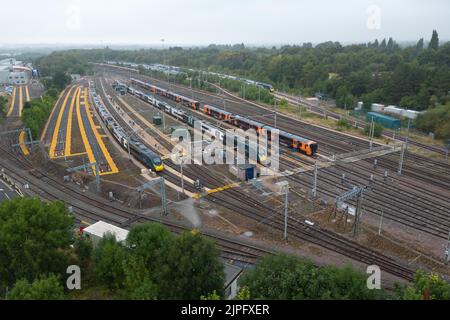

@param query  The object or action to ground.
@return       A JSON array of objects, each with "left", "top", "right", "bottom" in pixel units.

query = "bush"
[
  {"left": 7, "top": 275, "right": 65, "bottom": 300},
  {"left": 364, "top": 123, "right": 384, "bottom": 138}
]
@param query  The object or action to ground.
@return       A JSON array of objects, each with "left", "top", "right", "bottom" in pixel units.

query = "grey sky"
[{"left": 1, "top": 0, "right": 449, "bottom": 46}]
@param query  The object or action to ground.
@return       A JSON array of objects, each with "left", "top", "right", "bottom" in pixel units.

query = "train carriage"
[{"left": 203, "top": 105, "right": 233, "bottom": 121}]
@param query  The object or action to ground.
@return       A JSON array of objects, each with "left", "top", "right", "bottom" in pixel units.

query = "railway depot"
[{"left": 0, "top": 3, "right": 450, "bottom": 303}]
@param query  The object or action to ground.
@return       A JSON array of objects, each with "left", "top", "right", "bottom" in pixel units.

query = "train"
[
  {"left": 124, "top": 79, "right": 318, "bottom": 156},
  {"left": 91, "top": 82, "right": 164, "bottom": 172},
  {"left": 116, "top": 81, "right": 269, "bottom": 164}
]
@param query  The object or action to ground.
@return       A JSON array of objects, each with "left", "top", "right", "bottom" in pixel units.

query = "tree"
[
  {"left": 94, "top": 234, "right": 127, "bottom": 290},
  {"left": 0, "top": 96, "right": 6, "bottom": 118},
  {"left": 240, "top": 254, "right": 386, "bottom": 300},
  {"left": 416, "top": 38, "right": 424, "bottom": 51},
  {"left": 159, "top": 232, "right": 224, "bottom": 299},
  {"left": 126, "top": 223, "right": 174, "bottom": 273},
  {"left": 364, "top": 123, "right": 384, "bottom": 138},
  {"left": 0, "top": 198, "right": 74, "bottom": 293},
  {"left": 74, "top": 236, "right": 93, "bottom": 268},
  {"left": 52, "top": 71, "right": 71, "bottom": 90},
  {"left": 428, "top": 30, "right": 439, "bottom": 50},
  {"left": 7, "top": 275, "right": 65, "bottom": 300},
  {"left": 395, "top": 270, "right": 450, "bottom": 300}
]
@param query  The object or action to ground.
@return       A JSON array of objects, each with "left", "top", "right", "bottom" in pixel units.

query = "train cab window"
[{"left": 153, "top": 158, "right": 162, "bottom": 166}]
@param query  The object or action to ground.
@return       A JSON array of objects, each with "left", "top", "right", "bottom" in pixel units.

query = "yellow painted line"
[
  {"left": 82, "top": 88, "right": 119, "bottom": 175},
  {"left": 64, "top": 87, "right": 81, "bottom": 156},
  {"left": 18, "top": 86, "right": 23, "bottom": 117},
  {"left": 6, "top": 87, "right": 16, "bottom": 117},
  {"left": 25, "top": 85, "right": 30, "bottom": 102},
  {"left": 19, "top": 131, "right": 30, "bottom": 156},
  {"left": 192, "top": 183, "right": 239, "bottom": 199},
  {"left": 41, "top": 86, "right": 71, "bottom": 141},
  {"left": 53, "top": 152, "right": 87, "bottom": 159},
  {"left": 49, "top": 86, "right": 75, "bottom": 158}
]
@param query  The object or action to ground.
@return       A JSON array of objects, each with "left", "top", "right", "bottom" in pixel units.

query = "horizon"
[{"left": 1, "top": 0, "right": 449, "bottom": 47}]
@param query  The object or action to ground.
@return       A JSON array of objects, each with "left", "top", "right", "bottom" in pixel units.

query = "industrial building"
[{"left": 0, "top": 59, "right": 32, "bottom": 85}]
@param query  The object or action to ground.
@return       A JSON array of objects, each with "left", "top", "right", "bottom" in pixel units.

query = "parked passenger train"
[
  {"left": 93, "top": 84, "right": 164, "bottom": 172},
  {"left": 123, "top": 79, "right": 318, "bottom": 156}
]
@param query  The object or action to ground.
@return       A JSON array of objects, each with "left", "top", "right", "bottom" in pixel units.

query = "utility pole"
[
  {"left": 312, "top": 161, "right": 318, "bottom": 198},
  {"left": 444, "top": 229, "right": 450, "bottom": 265},
  {"left": 445, "top": 139, "right": 450, "bottom": 161},
  {"left": 405, "top": 119, "right": 411, "bottom": 151},
  {"left": 284, "top": 186, "right": 289, "bottom": 241},
  {"left": 352, "top": 188, "right": 364, "bottom": 238},
  {"left": 369, "top": 117, "right": 374, "bottom": 151},
  {"left": 378, "top": 209, "right": 384, "bottom": 235},
  {"left": 398, "top": 143, "right": 406, "bottom": 175}
]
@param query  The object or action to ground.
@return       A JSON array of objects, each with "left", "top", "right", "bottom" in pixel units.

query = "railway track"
[
  {"left": 0, "top": 142, "right": 271, "bottom": 265},
  {"left": 95, "top": 75, "right": 421, "bottom": 282}
]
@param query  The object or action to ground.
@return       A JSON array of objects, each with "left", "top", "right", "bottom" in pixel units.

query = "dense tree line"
[{"left": 59, "top": 30, "right": 450, "bottom": 112}]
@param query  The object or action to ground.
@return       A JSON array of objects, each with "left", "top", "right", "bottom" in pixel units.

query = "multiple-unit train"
[
  {"left": 91, "top": 83, "right": 164, "bottom": 172},
  {"left": 129, "top": 78, "right": 318, "bottom": 156}
]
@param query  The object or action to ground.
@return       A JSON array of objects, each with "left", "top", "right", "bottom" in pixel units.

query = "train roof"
[
  {"left": 234, "top": 115, "right": 265, "bottom": 128},
  {"left": 280, "top": 131, "right": 316, "bottom": 144},
  {"left": 130, "top": 139, "right": 161, "bottom": 158}
]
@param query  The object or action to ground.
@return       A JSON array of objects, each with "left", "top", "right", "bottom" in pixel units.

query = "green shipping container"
[{"left": 366, "top": 112, "right": 401, "bottom": 129}]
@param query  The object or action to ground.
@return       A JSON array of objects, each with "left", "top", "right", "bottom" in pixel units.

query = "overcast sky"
[{"left": 1, "top": 0, "right": 449, "bottom": 46}]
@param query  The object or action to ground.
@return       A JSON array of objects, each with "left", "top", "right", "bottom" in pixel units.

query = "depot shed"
[
  {"left": 82, "top": 221, "right": 129, "bottom": 247},
  {"left": 366, "top": 112, "right": 401, "bottom": 129}
]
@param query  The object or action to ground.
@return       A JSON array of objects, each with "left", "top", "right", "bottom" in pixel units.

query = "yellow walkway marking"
[
  {"left": 6, "top": 87, "right": 16, "bottom": 117},
  {"left": 192, "top": 183, "right": 239, "bottom": 199},
  {"left": 64, "top": 87, "right": 81, "bottom": 156},
  {"left": 76, "top": 88, "right": 96, "bottom": 173},
  {"left": 41, "top": 86, "right": 71, "bottom": 141},
  {"left": 19, "top": 131, "right": 30, "bottom": 156},
  {"left": 25, "top": 85, "right": 30, "bottom": 102},
  {"left": 82, "top": 88, "right": 119, "bottom": 175},
  {"left": 18, "top": 86, "right": 23, "bottom": 117},
  {"left": 49, "top": 86, "right": 75, "bottom": 158}
]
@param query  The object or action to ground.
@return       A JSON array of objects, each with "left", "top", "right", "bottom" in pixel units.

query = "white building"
[
  {"left": 82, "top": 220, "right": 129, "bottom": 247},
  {"left": 0, "top": 59, "right": 31, "bottom": 85}
]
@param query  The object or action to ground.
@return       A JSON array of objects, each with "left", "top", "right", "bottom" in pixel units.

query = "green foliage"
[
  {"left": 336, "top": 118, "right": 352, "bottom": 131},
  {"left": 0, "top": 95, "right": 6, "bottom": 118},
  {"left": 0, "top": 198, "right": 74, "bottom": 293},
  {"left": 158, "top": 232, "right": 225, "bottom": 299},
  {"left": 21, "top": 95, "right": 56, "bottom": 139},
  {"left": 240, "top": 254, "right": 387, "bottom": 300},
  {"left": 235, "top": 286, "right": 251, "bottom": 300},
  {"left": 428, "top": 30, "right": 439, "bottom": 50},
  {"left": 364, "top": 123, "right": 384, "bottom": 138},
  {"left": 74, "top": 236, "right": 93, "bottom": 268},
  {"left": 94, "top": 234, "right": 127, "bottom": 290},
  {"left": 415, "top": 104, "right": 450, "bottom": 140},
  {"left": 395, "top": 270, "right": 450, "bottom": 300},
  {"left": 7, "top": 275, "right": 65, "bottom": 300},
  {"left": 200, "top": 291, "right": 221, "bottom": 300}
]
